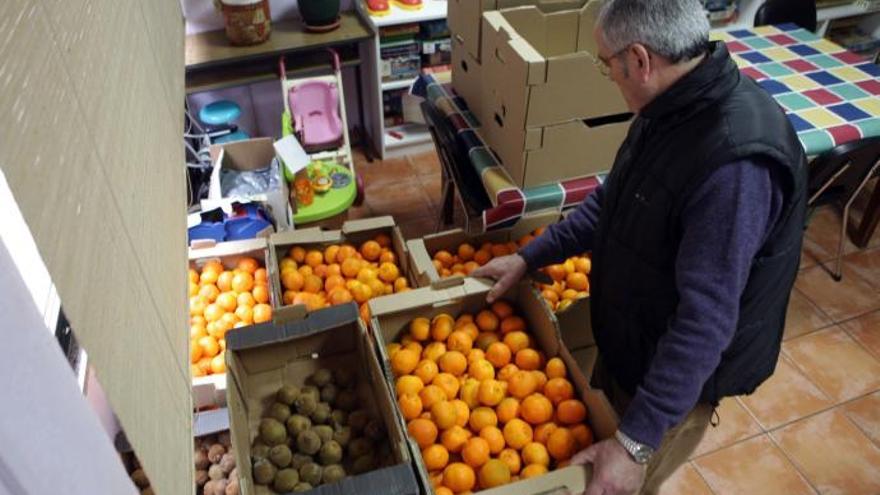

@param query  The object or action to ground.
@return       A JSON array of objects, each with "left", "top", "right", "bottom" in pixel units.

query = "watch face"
[{"left": 634, "top": 446, "right": 653, "bottom": 463}]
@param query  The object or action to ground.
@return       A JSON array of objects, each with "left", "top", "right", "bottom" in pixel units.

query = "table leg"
[{"left": 852, "top": 178, "right": 880, "bottom": 248}]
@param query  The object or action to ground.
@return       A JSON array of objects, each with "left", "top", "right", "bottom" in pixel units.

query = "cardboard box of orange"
[
  {"left": 225, "top": 303, "right": 420, "bottom": 495},
  {"left": 189, "top": 237, "right": 276, "bottom": 410},
  {"left": 267, "top": 216, "right": 411, "bottom": 321},
  {"left": 368, "top": 277, "right": 617, "bottom": 494}
]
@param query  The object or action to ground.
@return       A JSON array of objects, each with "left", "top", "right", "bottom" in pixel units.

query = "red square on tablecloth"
[
  {"left": 856, "top": 80, "right": 880, "bottom": 95},
  {"left": 741, "top": 67, "right": 767, "bottom": 80},
  {"left": 803, "top": 88, "right": 843, "bottom": 105},
  {"left": 768, "top": 34, "right": 797, "bottom": 46},
  {"left": 833, "top": 51, "right": 866, "bottom": 64},
  {"left": 826, "top": 124, "right": 862, "bottom": 146},
  {"left": 726, "top": 41, "right": 751, "bottom": 53},
  {"left": 784, "top": 59, "right": 819, "bottom": 73}
]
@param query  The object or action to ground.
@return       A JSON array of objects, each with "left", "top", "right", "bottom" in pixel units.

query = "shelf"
[
  {"left": 382, "top": 77, "right": 417, "bottom": 91},
  {"left": 367, "top": 0, "right": 448, "bottom": 28},
  {"left": 384, "top": 123, "right": 432, "bottom": 149},
  {"left": 818, "top": 2, "right": 880, "bottom": 22}
]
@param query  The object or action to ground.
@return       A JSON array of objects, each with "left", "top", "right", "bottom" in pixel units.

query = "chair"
[
  {"left": 806, "top": 136, "right": 880, "bottom": 280},
  {"left": 754, "top": 0, "right": 817, "bottom": 32}
]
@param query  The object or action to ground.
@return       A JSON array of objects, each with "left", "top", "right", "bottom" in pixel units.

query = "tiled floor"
[{"left": 351, "top": 150, "right": 880, "bottom": 495}]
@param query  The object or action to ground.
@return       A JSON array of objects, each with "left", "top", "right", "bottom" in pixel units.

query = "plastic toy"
[
  {"left": 365, "top": 0, "right": 390, "bottom": 16},
  {"left": 392, "top": 0, "right": 423, "bottom": 10}
]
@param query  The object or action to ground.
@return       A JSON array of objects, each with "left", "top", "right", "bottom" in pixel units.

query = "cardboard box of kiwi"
[
  {"left": 225, "top": 302, "right": 419, "bottom": 495},
  {"left": 367, "top": 277, "right": 617, "bottom": 494},
  {"left": 190, "top": 237, "right": 276, "bottom": 410},
  {"left": 267, "top": 216, "right": 411, "bottom": 310},
  {"left": 406, "top": 210, "right": 594, "bottom": 353}
]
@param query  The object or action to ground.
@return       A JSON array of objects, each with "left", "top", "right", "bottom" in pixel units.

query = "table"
[{"left": 416, "top": 23, "right": 880, "bottom": 233}]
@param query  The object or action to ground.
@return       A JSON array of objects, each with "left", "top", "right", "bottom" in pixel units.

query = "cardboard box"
[
  {"left": 451, "top": 36, "right": 487, "bottom": 127},
  {"left": 207, "top": 138, "right": 293, "bottom": 230},
  {"left": 225, "top": 303, "right": 419, "bottom": 495},
  {"left": 267, "top": 216, "right": 410, "bottom": 313},
  {"left": 189, "top": 238, "right": 274, "bottom": 410},
  {"left": 368, "top": 277, "right": 617, "bottom": 494}
]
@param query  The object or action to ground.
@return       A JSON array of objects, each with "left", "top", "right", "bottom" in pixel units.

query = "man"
[{"left": 473, "top": 0, "right": 808, "bottom": 494}]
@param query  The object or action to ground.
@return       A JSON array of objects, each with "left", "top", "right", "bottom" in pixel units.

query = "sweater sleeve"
[
  {"left": 618, "top": 158, "right": 783, "bottom": 449},
  {"left": 518, "top": 185, "right": 604, "bottom": 271}
]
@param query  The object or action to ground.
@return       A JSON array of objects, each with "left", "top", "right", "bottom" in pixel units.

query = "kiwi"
[
  {"left": 268, "top": 445, "right": 292, "bottom": 468},
  {"left": 364, "top": 419, "right": 385, "bottom": 441},
  {"left": 347, "top": 410, "right": 370, "bottom": 433},
  {"left": 299, "top": 462, "right": 323, "bottom": 486},
  {"left": 322, "top": 464, "right": 346, "bottom": 484},
  {"left": 219, "top": 452, "right": 236, "bottom": 474},
  {"left": 291, "top": 453, "right": 313, "bottom": 470},
  {"left": 194, "top": 449, "right": 210, "bottom": 470},
  {"left": 333, "top": 368, "right": 355, "bottom": 388},
  {"left": 267, "top": 402, "right": 292, "bottom": 424},
  {"left": 310, "top": 369, "right": 333, "bottom": 387},
  {"left": 320, "top": 383, "right": 338, "bottom": 404},
  {"left": 251, "top": 442, "right": 270, "bottom": 460},
  {"left": 253, "top": 486, "right": 274, "bottom": 495},
  {"left": 259, "top": 418, "right": 288, "bottom": 446},
  {"left": 286, "top": 414, "right": 312, "bottom": 436},
  {"left": 225, "top": 476, "right": 240, "bottom": 495},
  {"left": 310, "top": 402, "right": 331, "bottom": 424},
  {"left": 330, "top": 409, "right": 348, "bottom": 428},
  {"left": 311, "top": 425, "right": 334, "bottom": 444},
  {"left": 293, "top": 482, "right": 313, "bottom": 492},
  {"left": 195, "top": 469, "right": 209, "bottom": 487},
  {"left": 273, "top": 468, "right": 300, "bottom": 492},
  {"left": 296, "top": 430, "right": 322, "bottom": 456},
  {"left": 319, "top": 440, "right": 343, "bottom": 465},
  {"left": 300, "top": 385, "right": 320, "bottom": 402},
  {"left": 208, "top": 464, "right": 224, "bottom": 481},
  {"left": 352, "top": 454, "right": 377, "bottom": 475},
  {"left": 334, "top": 389, "right": 357, "bottom": 411},
  {"left": 208, "top": 444, "right": 226, "bottom": 463},
  {"left": 332, "top": 426, "right": 352, "bottom": 447},
  {"left": 277, "top": 384, "right": 301, "bottom": 406},
  {"left": 252, "top": 458, "right": 276, "bottom": 485},
  {"left": 294, "top": 394, "right": 318, "bottom": 416},
  {"left": 347, "top": 437, "right": 374, "bottom": 459}
]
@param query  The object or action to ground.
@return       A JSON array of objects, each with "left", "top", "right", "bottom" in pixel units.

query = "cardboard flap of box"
[
  {"left": 188, "top": 237, "right": 268, "bottom": 261},
  {"left": 340, "top": 215, "right": 396, "bottom": 235},
  {"left": 270, "top": 226, "right": 342, "bottom": 246},
  {"left": 369, "top": 277, "right": 495, "bottom": 319},
  {"left": 480, "top": 465, "right": 592, "bottom": 495},
  {"left": 226, "top": 303, "right": 359, "bottom": 355}
]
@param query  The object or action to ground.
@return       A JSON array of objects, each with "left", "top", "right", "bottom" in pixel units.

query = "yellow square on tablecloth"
[
  {"left": 779, "top": 74, "right": 821, "bottom": 91},
  {"left": 752, "top": 25, "right": 780, "bottom": 36},
  {"left": 711, "top": 31, "right": 733, "bottom": 42},
  {"left": 732, "top": 54, "right": 751, "bottom": 68},
  {"left": 853, "top": 98, "right": 880, "bottom": 117},
  {"left": 762, "top": 47, "right": 798, "bottom": 62},
  {"left": 808, "top": 39, "right": 843, "bottom": 54},
  {"left": 798, "top": 107, "right": 845, "bottom": 128},
  {"left": 829, "top": 66, "right": 869, "bottom": 83}
]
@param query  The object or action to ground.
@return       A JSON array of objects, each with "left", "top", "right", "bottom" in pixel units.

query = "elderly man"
[{"left": 473, "top": 0, "right": 808, "bottom": 494}]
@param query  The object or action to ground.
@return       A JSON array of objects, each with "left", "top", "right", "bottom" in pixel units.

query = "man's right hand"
[{"left": 471, "top": 254, "right": 528, "bottom": 303}]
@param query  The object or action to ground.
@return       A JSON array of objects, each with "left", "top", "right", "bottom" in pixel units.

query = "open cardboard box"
[
  {"left": 189, "top": 238, "right": 274, "bottom": 410},
  {"left": 225, "top": 303, "right": 419, "bottom": 495},
  {"left": 368, "top": 277, "right": 617, "bottom": 494},
  {"left": 206, "top": 138, "right": 293, "bottom": 230},
  {"left": 451, "top": 36, "right": 488, "bottom": 128},
  {"left": 267, "top": 216, "right": 411, "bottom": 314}
]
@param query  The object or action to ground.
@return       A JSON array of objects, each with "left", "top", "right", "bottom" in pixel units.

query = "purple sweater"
[{"left": 519, "top": 159, "right": 783, "bottom": 449}]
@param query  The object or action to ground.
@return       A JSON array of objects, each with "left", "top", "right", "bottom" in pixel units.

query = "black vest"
[{"left": 591, "top": 42, "right": 808, "bottom": 405}]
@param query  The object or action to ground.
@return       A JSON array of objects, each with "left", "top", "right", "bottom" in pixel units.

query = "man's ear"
[{"left": 631, "top": 43, "right": 652, "bottom": 83}]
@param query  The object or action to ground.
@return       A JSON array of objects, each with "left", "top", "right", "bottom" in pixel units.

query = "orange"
[
  {"left": 236, "top": 257, "right": 258, "bottom": 274},
  {"left": 478, "top": 380, "right": 505, "bottom": 407},
  {"left": 326, "top": 263, "right": 342, "bottom": 278},
  {"left": 380, "top": 250, "right": 397, "bottom": 265},
  {"left": 188, "top": 268, "right": 200, "bottom": 284},
  {"left": 491, "top": 300, "right": 514, "bottom": 320},
  {"left": 498, "top": 448, "right": 522, "bottom": 475},
  {"left": 496, "top": 397, "right": 520, "bottom": 424},
  {"left": 203, "top": 303, "right": 224, "bottom": 323},
  {"left": 442, "top": 463, "right": 475, "bottom": 494},
  {"left": 357, "top": 267, "right": 379, "bottom": 284},
  {"left": 196, "top": 356, "right": 213, "bottom": 375},
  {"left": 521, "top": 464, "right": 548, "bottom": 479},
  {"left": 394, "top": 277, "right": 409, "bottom": 293},
  {"left": 468, "top": 359, "right": 495, "bottom": 381},
  {"left": 534, "top": 423, "right": 558, "bottom": 445},
  {"left": 289, "top": 246, "right": 307, "bottom": 263},
  {"left": 216, "top": 292, "right": 237, "bottom": 312},
  {"left": 408, "top": 418, "right": 438, "bottom": 449},
  {"left": 374, "top": 233, "right": 392, "bottom": 248},
  {"left": 459, "top": 379, "right": 480, "bottom": 409},
  {"left": 451, "top": 399, "right": 470, "bottom": 427},
  {"left": 480, "top": 426, "right": 505, "bottom": 454},
  {"left": 566, "top": 272, "right": 589, "bottom": 292},
  {"left": 503, "top": 419, "right": 533, "bottom": 450},
  {"left": 423, "top": 444, "right": 450, "bottom": 471},
  {"left": 191, "top": 324, "right": 208, "bottom": 340},
  {"left": 521, "top": 394, "right": 553, "bottom": 425},
  {"left": 503, "top": 331, "right": 530, "bottom": 353},
  {"left": 210, "top": 353, "right": 226, "bottom": 374},
  {"left": 328, "top": 288, "right": 353, "bottom": 306},
  {"left": 546, "top": 264, "right": 567, "bottom": 282},
  {"left": 570, "top": 424, "right": 594, "bottom": 450},
  {"left": 434, "top": 250, "right": 454, "bottom": 268},
  {"left": 475, "top": 310, "right": 499, "bottom": 332},
  {"left": 455, "top": 314, "right": 474, "bottom": 328},
  {"left": 499, "top": 316, "right": 526, "bottom": 335},
  {"left": 544, "top": 378, "right": 575, "bottom": 405},
  {"left": 252, "top": 285, "right": 270, "bottom": 304},
  {"left": 433, "top": 373, "right": 460, "bottom": 400},
  {"left": 532, "top": 371, "right": 549, "bottom": 392},
  {"left": 458, "top": 322, "right": 480, "bottom": 341},
  {"left": 432, "top": 401, "right": 458, "bottom": 430},
  {"left": 198, "top": 336, "right": 220, "bottom": 358},
  {"left": 396, "top": 375, "right": 425, "bottom": 396},
  {"left": 521, "top": 442, "right": 550, "bottom": 467},
  {"left": 547, "top": 427, "right": 576, "bottom": 461},
  {"left": 446, "top": 330, "right": 474, "bottom": 354},
  {"left": 467, "top": 348, "right": 486, "bottom": 365},
  {"left": 457, "top": 243, "right": 475, "bottom": 262},
  {"left": 486, "top": 342, "right": 512, "bottom": 368},
  {"left": 297, "top": 265, "right": 314, "bottom": 279},
  {"left": 367, "top": 278, "right": 387, "bottom": 298},
  {"left": 469, "top": 407, "right": 498, "bottom": 432},
  {"left": 557, "top": 399, "right": 587, "bottom": 425},
  {"left": 304, "top": 250, "right": 323, "bottom": 268},
  {"left": 461, "top": 437, "right": 490, "bottom": 468},
  {"left": 478, "top": 459, "right": 511, "bottom": 489},
  {"left": 190, "top": 340, "right": 203, "bottom": 364},
  {"left": 392, "top": 348, "right": 420, "bottom": 376},
  {"left": 438, "top": 351, "right": 467, "bottom": 376},
  {"left": 324, "top": 274, "right": 346, "bottom": 293},
  {"left": 435, "top": 487, "right": 453, "bottom": 495},
  {"left": 237, "top": 291, "right": 256, "bottom": 308},
  {"left": 199, "top": 284, "right": 220, "bottom": 303},
  {"left": 508, "top": 370, "right": 538, "bottom": 399},
  {"left": 419, "top": 385, "right": 447, "bottom": 410},
  {"left": 515, "top": 349, "right": 542, "bottom": 371},
  {"left": 441, "top": 426, "right": 471, "bottom": 454},
  {"left": 473, "top": 249, "right": 491, "bottom": 266},
  {"left": 541, "top": 289, "right": 560, "bottom": 307},
  {"left": 575, "top": 257, "right": 591, "bottom": 273},
  {"left": 200, "top": 269, "right": 219, "bottom": 285},
  {"left": 360, "top": 240, "right": 382, "bottom": 261},
  {"left": 409, "top": 317, "right": 431, "bottom": 341},
  {"left": 189, "top": 281, "right": 199, "bottom": 297},
  {"left": 279, "top": 257, "right": 297, "bottom": 273},
  {"left": 415, "top": 359, "right": 439, "bottom": 385},
  {"left": 253, "top": 304, "right": 272, "bottom": 324},
  {"left": 399, "top": 393, "right": 423, "bottom": 421},
  {"left": 422, "top": 342, "right": 447, "bottom": 362},
  {"left": 350, "top": 281, "right": 373, "bottom": 304},
  {"left": 335, "top": 244, "right": 357, "bottom": 263},
  {"left": 359, "top": 302, "right": 371, "bottom": 323},
  {"left": 497, "top": 364, "right": 520, "bottom": 383},
  {"left": 433, "top": 259, "right": 445, "bottom": 274},
  {"left": 191, "top": 363, "right": 205, "bottom": 378},
  {"left": 231, "top": 272, "right": 254, "bottom": 293},
  {"left": 431, "top": 317, "right": 454, "bottom": 342},
  {"left": 490, "top": 243, "right": 510, "bottom": 258},
  {"left": 378, "top": 262, "right": 400, "bottom": 283},
  {"left": 474, "top": 332, "right": 501, "bottom": 351},
  {"left": 281, "top": 270, "right": 304, "bottom": 291},
  {"left": 341, "top": 257, "right": 362, "bottom": 278},
  {"left": 545, "top": 357, "right": 567, "bottom": 379}
]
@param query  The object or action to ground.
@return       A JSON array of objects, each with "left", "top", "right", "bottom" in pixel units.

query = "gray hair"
[{"left": 597, "top": 0, "right": 710, "bottom": 63}]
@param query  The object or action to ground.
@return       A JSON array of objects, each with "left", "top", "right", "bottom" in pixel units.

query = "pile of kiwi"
[
  {"left": 195, "top": 431, "right": 239, "bottom": 495},
  {"left": 249, "top": 368, "right": 394, "bottom": 493}
]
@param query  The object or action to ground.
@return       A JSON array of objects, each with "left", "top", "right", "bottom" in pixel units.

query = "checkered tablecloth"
[{"left": 415, "top": 23, "right": 880, "bottom": 232}]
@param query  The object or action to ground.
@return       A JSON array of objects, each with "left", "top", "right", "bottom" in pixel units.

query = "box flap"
[
  {"left": 187, "top": 237, "right": 268, "bottom": 261},
  {"left": 369, "top": 277, "right": 494, "bottom": 318},
  {"left": 225, "top": 303, "right": 359, "bottom": 352},
  {"left": 479, "top": 465, "right": 591, "bottom": 495},
  {"left": 209, "top": 138, "right": 275, "bottom": 171},
  {"left": 270, "top": 226, "right": 341, "bottom": 246},
  {"left": 340, "top": 216, "right": 396, "bottom": 235}
]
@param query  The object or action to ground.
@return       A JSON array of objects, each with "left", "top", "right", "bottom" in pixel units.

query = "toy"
[
  {"left": 365, "top": 0, "right": 390, "bottom": 16},
  {"left": 392, "top": 0, "right": 423, "bottom": 10}
]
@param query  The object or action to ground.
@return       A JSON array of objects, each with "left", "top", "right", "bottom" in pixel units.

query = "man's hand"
[
  {"left": 471, "top": 254, "right": 528, "bottom": 303},
  {"left": 571, "top": 438, "right": 646, "bottom": 495}
]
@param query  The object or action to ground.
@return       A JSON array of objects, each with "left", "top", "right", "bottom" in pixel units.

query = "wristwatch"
[{"left": 615, "top": 430, "right": 654, "bottom": 464}]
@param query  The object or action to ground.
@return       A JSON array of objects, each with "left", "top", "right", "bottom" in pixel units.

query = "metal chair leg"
[{"left": 835, "top": 158, "right": 880, "bottom": 281}]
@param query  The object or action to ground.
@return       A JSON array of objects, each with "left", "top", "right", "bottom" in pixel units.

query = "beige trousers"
[{"left": 592, "top": 359, "right": 714, "bottom": 495}]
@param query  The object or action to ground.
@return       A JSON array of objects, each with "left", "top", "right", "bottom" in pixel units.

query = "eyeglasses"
[{"left": 593, "top": 46, "right": 629, "bottom": 78}]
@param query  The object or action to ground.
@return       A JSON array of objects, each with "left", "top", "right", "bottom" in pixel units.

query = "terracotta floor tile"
[
  {"left": 802, "top": 206, "right": 862, "bottom": 264},
  {"left": 842, "top": 310, "right": 880, "bottom": 359},
  {"left": 794, "top": 264, "right": 880, "bottom": 323},
  {"left": 771, "top": 408, "right": 880, "bottom": 494},
  {"left": 841, "top": 247, "right": 880, "bottom": 292},
  {"left": 693, "top": 435, "right": 816, "bottom": 495},
  {"left": 364, "top": 177, "right": 435, "bottom": 224},
  {"left": 417, "top": 172, "right": 444, "bottom": 213},
  {"left": 784, "top": 288, "right": 833, "bottom": 341},
  {"left": 657, "top": 462, "right": 714, "bottom": 495},
  {"left": 783, "top": 327, "right": 880, "bottom": 403},
  {"left": 692, "top": 398, "right": 762, "bottom": 458},
  {"left": 842, "top": 391, "right": 880, "bottom": 447},
  {"left": 408, "top": 151, "right": 441, "bottom": 177},
  {"left": 398, "top": 215, "right": 440, "bottom": 241},
  {"left": 740, "top": 354, "right": 832, "bottom": 430},
  {"left": 358, "top": 157, "right": 416, "bottom": 188}
]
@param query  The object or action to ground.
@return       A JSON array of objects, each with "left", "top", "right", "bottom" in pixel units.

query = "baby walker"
[{"left": 279, "top": 49, "right": 364, "bottom": 225}]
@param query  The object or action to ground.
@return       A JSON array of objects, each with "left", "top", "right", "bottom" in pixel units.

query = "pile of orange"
[
  {"left": 188, "top": 257, "right": 273, "bottom": 378},
  {"left": 388, "top": 301, "right": 594, "bottom": 493},
  {"left": 430, "top": 227, "right": 591, "bottom": 313},
  {"left": 277, "top": 233, "right": 409, "bottom": 323}
]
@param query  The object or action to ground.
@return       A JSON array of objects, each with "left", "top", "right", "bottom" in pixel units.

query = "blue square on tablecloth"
[
  {"left": 777, "top": 23, "right": 802, "bottom": 31},
  {"left": 828, "top": 103, "right": 872, "bottom": 122},
  {"left": 807, "top": 71, "right": 844, "bottom": 86},
  {"left": 759, "top": 79, "right": 792, "bottom": 95},
  {"left": 856, "top": 63, "right": 880, "bottom": 78},
  {"left": 729, "top": 29, "right": 756, "bottom": 39},
  {"left": 788, "top": 44, "right": 820, "bottom": 56},
  {"left": 787, "top": 113, "right": 814, "bottom": 132},
  {"left": 806, "top": 54, "right": 843, "bottom": 69},
  {"left": 741, "top": 51, "right": 772, "bottom": 64}
]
